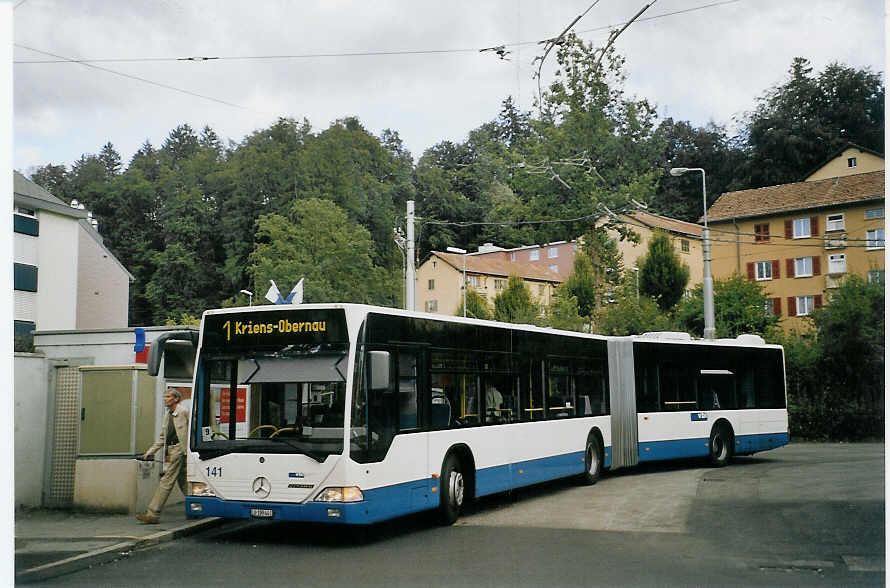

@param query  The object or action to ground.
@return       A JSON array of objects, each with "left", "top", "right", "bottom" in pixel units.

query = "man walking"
[{"left": 136, "top": 388, "right": 189, "bottom": 524}]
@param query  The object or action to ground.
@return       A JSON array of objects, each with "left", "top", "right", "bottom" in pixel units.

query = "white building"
[{"left": 13, "top": 171, "right": 132, "bottom": 347}]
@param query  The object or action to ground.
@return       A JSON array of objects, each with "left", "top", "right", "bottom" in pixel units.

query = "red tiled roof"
[
  {"left": 707, "top": 171, "right": 885, "bottom": 223},
  {"left": 432, "top": 252, "right": 563, "bottom": 282}
]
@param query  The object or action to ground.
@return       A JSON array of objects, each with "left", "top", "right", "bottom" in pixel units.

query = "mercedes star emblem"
[{"left": 252, "top": 476, "right": 271, "bottom": 498}]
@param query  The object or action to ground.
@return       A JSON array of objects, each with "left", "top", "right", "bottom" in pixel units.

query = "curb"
[{"left": 15, "top": 517, "right": 226, "bottom": 584}]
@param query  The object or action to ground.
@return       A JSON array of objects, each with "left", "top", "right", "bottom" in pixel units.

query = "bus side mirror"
[
  {"left": 147, "top": 331, "right": 199, "bottom": 376},
  {"left": 368, "top": 351, "right": 390, "bottom": 391}
]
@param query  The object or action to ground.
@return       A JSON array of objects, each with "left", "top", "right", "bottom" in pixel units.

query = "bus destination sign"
[{"left": 203, "top": 309, "right": 348, "bottom": 349}]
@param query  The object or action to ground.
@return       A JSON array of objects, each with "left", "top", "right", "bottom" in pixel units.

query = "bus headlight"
[
  {"left": 315, "top": 486, "right": 363, "bottom": 502},
  {"left": 189, "top": 482, "right": 216, "bottom": 497}
]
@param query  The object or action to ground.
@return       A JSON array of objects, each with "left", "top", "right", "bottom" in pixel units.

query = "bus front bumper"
[{"left": 185, "top": 496, "right": 372, "bottom": 524}]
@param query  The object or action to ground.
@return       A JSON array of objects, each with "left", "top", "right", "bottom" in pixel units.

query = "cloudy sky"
[{"left": 11, "top": 0, "right": 886, "bottom": 175}]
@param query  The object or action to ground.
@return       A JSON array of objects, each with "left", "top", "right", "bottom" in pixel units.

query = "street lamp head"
[
  {"left": 446, "top": 246, "right": 467, "bottom": 254},
  {"left": 669, "top": 167, "right": 690, "bottom": 176},
  {"left": 239, "top": 289, "right": 253, "bottom": 296}
]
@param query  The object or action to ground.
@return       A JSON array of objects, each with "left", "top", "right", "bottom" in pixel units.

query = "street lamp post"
[
  {"left": 669, "top": 167, "right": 715, "bottom": 340},
  {"left": 446, "top": 246, "right": 468, "bottom": 317}
]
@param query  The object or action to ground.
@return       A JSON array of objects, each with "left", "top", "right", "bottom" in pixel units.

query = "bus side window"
[
  {"left": 397, "top": 352, "right": 418, "bottom": 430},
  {"left": 519, "top": 360, "right": 544, "bottom": 421}
]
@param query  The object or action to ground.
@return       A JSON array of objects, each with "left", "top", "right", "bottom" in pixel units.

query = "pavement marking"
[{"left": 842, "top": 555, "right": 885, "bottom": 572}]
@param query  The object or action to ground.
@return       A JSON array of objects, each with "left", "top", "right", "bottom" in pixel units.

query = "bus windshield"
[{"left": 195, "top": 343, "right": 349, "bottom": 461}]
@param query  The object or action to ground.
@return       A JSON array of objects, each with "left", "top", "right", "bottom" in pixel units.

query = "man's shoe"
[{"left": 136, "top": 512, "right": 159, "bottom": 524}]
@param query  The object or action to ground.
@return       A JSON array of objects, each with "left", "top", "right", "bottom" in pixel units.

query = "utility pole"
[{"left": 405, "top": 200, "right": 416, "bottom": 311}]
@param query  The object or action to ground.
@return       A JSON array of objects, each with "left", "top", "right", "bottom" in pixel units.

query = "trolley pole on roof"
[{"left": 406, "top": 200, "right": 416, "bottom": 311}]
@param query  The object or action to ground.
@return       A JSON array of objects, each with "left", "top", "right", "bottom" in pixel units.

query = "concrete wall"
[
  {"left": 14, "top": 353, "right": 49, "bottom": 508},
  {"left": 76, "top": 224, "right": 129, "bottom": 329}
]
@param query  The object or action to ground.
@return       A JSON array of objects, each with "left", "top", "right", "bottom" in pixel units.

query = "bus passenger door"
[{"left": 395, "top": 350, "right": 429, "bottom": 509}]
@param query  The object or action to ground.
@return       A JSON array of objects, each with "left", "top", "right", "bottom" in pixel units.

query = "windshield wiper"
[{"left": 268, "top": 436, "right": 327, "bottom": 462}]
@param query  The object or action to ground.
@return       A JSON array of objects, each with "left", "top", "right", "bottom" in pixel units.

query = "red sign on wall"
[{"left": 219, "top": 387, "right": 247, "bottom": 423}]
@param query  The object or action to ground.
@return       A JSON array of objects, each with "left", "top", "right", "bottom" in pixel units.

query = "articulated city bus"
[{"left": 153, "top": 304, "right": 788, "bottom": 526}]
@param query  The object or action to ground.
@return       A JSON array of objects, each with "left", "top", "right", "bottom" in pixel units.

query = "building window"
[
  {"left": 865, "top": 208, "right": 884, "bottom": 220},
  {"left": 827, "top": 254, "right": 846, "bottom": 274},
  {"left": 494, "top": 279, "right": 505, "bottom": 291},
  {"left": 425, "top": 300, "right": 438, "bottom": 313},
  {"left": 13, "top": 213, "right": 39, "bottom": 236},
  {"left": 763, "top": 299, "right": 774, "bottom": 315},
  {"left": 868, "top": 270, "right": 885, "bottom": 284},
  {"left": 866, "top": 228, "right": 885, "bottom": 250},
  {"left": 510, "top": 252, "right": 516, "bottom": 261},
  {"left": 548, "top": 247, "right": 558, "bottom": 258},
  {"left": 755, "top": 261, "right": 772, "bottom": 281},
  {"left": 680, "top": 239, "right": 690, "bottom": 253},
  {"left": 466, "top": 275, "right": 480, "bottom": 288},
  {"left": 549, "top": 264, "right": 559, "bottom": 272},
  {"left": 792, "top": 218, "right": 811, "bottom": 239},
  {"left": 432, "top": 260, "right": 437, "bottom": 269},
  {"left": 796, "top": 296, "right": 814, "bottom": 316},
  {"left": 794, "top": 257, "right": 813, "bottom": 277},
  {"left": 13, "top": 263, "right": 38, "bottom": 292},
  {"left": 754, "top": 223, "right": 770, "bottom": 242},
  {"left": 14, "top": 320, "right": 36, "bottom": 352},
  {"left": 428, "top": 279, "right": 435, "bottom": 290},
  {"left": 825, "top": 213, "right": 845, "bottom": 232},
  {"left": 847, "top": 157, "right": 857, "bottom": 168},
  {"left": 529, "top": 250, "right": 539, "bottom": 261}
]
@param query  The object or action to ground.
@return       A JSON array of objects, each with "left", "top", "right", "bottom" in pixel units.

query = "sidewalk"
[{"left": 14, "top": 501, "right": 223, "bottom": 584}]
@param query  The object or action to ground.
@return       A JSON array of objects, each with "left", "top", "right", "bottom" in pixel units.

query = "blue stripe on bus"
[
  {"left": 638, "top": 432, "right": 789, "bottom": 462},
  {"left": 186, "top": 447, "right": 616, "bottom": 524}
]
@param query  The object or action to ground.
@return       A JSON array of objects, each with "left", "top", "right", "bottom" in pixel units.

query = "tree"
[
  {"left": 98, "top": 142, "right": 122, "bottom": 179},
  {"left": 547, "top": 286, "right": 586, "bottom": 332},
  {"left": 248, "top": 198, "right": 396, "bottom": 305},
  {"left": 737, "top": 58, "right": 885, "bottom": 188},
  {"left": 637, "top": 232, "right": 689, "bottom": 311},
  {"left": 675, "top": 274, "right": 778, "bottom": 338},
  {"left": 562, "top": 251, "right": 599, "bottom": 318},
  {"left": 29, "top": 164, "right": 71, "bottom": 200},
  {"left": 594, "top": 295, "right": 673, "bottom": 336},
  {"left": 457, "top": 288, "right": 491, "bottom": 320},
  {"left": 493, "top": 275, "right": 539, "bottom": 325},
  {"left": 812, "top": 275, "right": 884, "bottom": 412}
]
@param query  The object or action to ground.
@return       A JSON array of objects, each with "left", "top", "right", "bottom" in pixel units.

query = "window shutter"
[
  {"left": 746, "top": 262, "right": 755, "bottom": 280},
  {"left": 810, "top": 216, "right": 819, "bottom": 236},
  {"left": 787, "top": 297, "right": 796, "bottom": 315},
  {"left": 772, "top": 259, "right": 780, "bottom": 279},
  {"left": 772, "top": 297, "right": 781, "bottom": 315},
  {"left": 784, "top": 220, "right": 793, "bottom": 239},
  {"left": 786, "top": 258, "right": 795, "bottom": 278},
  {"left": 812, "top": 256, "right": 821, "bottom": 276},
  {"left": 814, "top": 294, "right": 822, "bottom": 309}
]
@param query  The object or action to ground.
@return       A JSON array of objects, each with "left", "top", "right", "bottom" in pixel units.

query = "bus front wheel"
[
  {"left": 709, "top": 423, "right": 733, "bottom": 467},
  {"left": 438, "top": 454, "right": 464, "bottom": 525},
  {"left": 582, "top": 433, "right": 603, "bottom": 485}
]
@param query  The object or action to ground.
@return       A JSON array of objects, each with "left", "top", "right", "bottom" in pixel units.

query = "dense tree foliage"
[
  {"left": 675, "top": 274, "right": 778, "bottom": 338},
  {"left": 493, "top": 275, "right": 539, "bottom": 325},
  {"left": 637, "top": 232, "right": 689, "bottom": 311},
  {"left": 457, "top": 288, "right": 491, "bottom": 320},
  {"left": 21, "top": 52, "right": 882, "bottom": 326}
]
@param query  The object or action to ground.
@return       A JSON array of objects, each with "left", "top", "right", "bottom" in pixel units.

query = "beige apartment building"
[
  {"left": 600, "top": 210, "right": 704, "bottom": 291},
  {"left": 707, "top": 147, "right": 884, "bottom": 332},
  {"left": 416, "top": 251, "right": 562, "bottom": 316}
]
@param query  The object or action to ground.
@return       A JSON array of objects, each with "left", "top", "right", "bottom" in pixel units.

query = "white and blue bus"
[{"left": 152, "top": 303, "right": 788, "bottom": 526}]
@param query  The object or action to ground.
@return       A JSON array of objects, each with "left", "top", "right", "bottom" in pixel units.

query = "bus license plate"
[{"left": 250, "top": 508, "right": 274, "bottom": 519}]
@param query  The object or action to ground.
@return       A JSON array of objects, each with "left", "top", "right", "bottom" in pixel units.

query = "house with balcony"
[{"left": 706, "top": 148, "right": 884, "bottom": 332}]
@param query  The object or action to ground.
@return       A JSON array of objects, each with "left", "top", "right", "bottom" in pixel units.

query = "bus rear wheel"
[
  {"left": 709, "top": 423, "right": 733, "bottom": 467},
  {"left": 438, "top": 454, "right": 464, "bottom": 525},
  {"left": 581, "top": 434, "right": 603, "bottom": 485}
]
